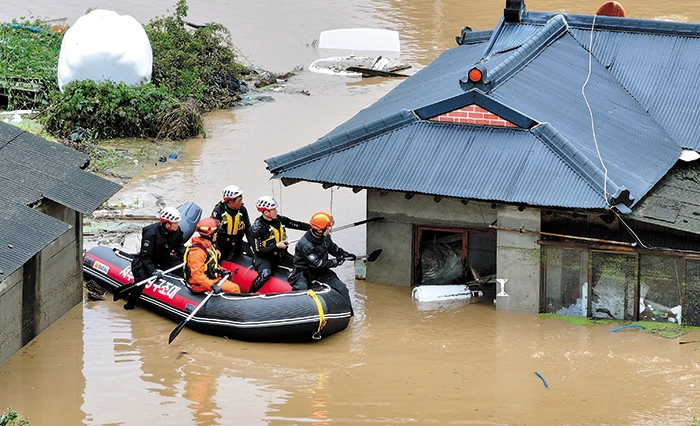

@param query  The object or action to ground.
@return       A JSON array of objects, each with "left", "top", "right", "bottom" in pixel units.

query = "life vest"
[
  {"left": 260, "top": 223, "right": 287, "bottom": 248},
  {"left": 220, "top": 206, "right": 243, "bottom": 236},
  {"left": 184, "top": 242, "right": 219, "bottom": 282}
]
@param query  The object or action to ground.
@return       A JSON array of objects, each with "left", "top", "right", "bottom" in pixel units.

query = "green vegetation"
[
  {"left": 145, "top": 0, "right": 248, "bottom": 112},
  {"left": 539, "top": 314, "right": 698, "bottom": 338},
  {"left": 0, "top": 407, "right": 32, "bottom": 426},
  {"left": 0, "top": 20, "right": 62, "bottom": 110},
  {"left": 1, "top": 0, "right": 248, "bottom": 145},
  {"left": 41, "top": 80, "right": 202, "bottom": 140}
]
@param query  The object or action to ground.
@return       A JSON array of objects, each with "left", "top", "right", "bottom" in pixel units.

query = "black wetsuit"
[
  {"left": 288, "top": 229, "right": 353, "bottom": 310},
  {"left": 127, "top": 222, "right": 185, "bottom": 308},
  {"left": 249, "top": 215, "right": 310, "bottom": 292}
]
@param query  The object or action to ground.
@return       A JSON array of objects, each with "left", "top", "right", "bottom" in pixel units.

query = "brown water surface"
[{"left": 2, "top": 1, "right": 700, "bottom": 424}]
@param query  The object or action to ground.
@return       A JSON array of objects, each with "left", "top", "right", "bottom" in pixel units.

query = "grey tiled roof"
[{"left": 0, "top": 121, "right": 122, "bottom": 278}]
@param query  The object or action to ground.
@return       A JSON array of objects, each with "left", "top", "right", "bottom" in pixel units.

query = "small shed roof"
[{"left": 0, "top": 121, "right": 122, "bottom": 278}]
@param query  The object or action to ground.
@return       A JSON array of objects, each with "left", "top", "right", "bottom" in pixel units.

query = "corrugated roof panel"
[
  {"left": 572, "top": 28, "right": 700, "bottom": 152},
  {"left": 493, "top": 33, "right": 679, "bottom": 205},
  {"left": 275, "top": 122, "right": 607, "bottom": 209}
]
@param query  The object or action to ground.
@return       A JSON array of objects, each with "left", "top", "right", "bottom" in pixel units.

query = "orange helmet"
[
  {"left": 196, "top": 217, "right": 219, "bottom": 237},
  {"left": 309, "top": 212, "right": 334, "bottom": 231}
]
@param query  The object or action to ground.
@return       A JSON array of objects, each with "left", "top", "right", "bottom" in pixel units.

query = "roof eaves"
[
  {"left": 531, "top": 122, "right": 633, "bottom": 212},
  {"left": 266, "top": 109, "right": 418, "bottom": 173}
]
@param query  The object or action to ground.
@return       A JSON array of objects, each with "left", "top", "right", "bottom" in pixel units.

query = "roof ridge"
[
  {"left": 531, "top": 122, "right": 634, "bottom": 211},
  {"left": 472, "top": 14, "right": 569, "bottom": 92}
]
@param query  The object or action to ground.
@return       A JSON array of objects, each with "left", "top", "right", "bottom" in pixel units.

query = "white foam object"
[
  {"left": 318, "top": 28, "right": 400, "bottom": 52},
  {"left": 57, "top": 9, "right": 152, "bottom": 91},
  {"left": 412, "top": 285, "right": 483, "bottom": 302}
]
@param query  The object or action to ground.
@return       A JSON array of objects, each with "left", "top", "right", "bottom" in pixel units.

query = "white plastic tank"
[{"left": 411, "top": 285, "right": 483, "bottom": 302}]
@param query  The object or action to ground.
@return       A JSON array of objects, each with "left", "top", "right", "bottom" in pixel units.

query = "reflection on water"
[{"left": 2, "top": 0, "right": 700, "bottom": 424}]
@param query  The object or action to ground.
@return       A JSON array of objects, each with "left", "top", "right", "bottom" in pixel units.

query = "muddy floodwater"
[{"left": 2, "top": 1, "right": 700, "bottom": 424}]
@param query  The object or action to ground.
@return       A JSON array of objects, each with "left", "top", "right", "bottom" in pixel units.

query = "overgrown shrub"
[
  {"left": 40, "top": 80, "right": 202, "bottom": 140},
  {"left": 145, "top": 0, "right": 248, "bottom": 111},
  {"left": 0, "top": 407, "right": 32, "bottom": 426},
  {"left": 0, "top": 20, "right": 62, "bottom": 110}
]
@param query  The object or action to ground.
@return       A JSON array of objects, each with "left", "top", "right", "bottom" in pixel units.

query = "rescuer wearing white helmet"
[
  {"left": 248, "top": 196, "right": 311, "bottom": 293},
  {"left": 210, "top": 185, "right": 253, "bottom": 261},
  {"left": 125, "top": 206, "right": 186, "bottom": 310}
]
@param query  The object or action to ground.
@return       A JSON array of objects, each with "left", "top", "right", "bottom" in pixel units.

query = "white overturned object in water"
[
  {"left": 318, "top": 28, "right": 400, "bottom": 52},
  {"left": 412, "top": 285, "right": 483, "bottom": 302},
  {"left": 57, "top": 9, "right": 152, "bottom": 91}
]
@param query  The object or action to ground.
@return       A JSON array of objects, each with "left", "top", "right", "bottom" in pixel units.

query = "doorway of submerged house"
[{"left": 413, "top": 226, "right": 497, "bottom": 302}]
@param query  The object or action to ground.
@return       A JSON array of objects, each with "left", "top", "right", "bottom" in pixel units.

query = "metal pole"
[{"left": 489, "top": 224, "right": 637, "bottom": 247}]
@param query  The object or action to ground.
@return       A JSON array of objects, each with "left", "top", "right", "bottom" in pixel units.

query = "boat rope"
[{"left": 307, "top": 289, "right": 327, "bottom": 340}]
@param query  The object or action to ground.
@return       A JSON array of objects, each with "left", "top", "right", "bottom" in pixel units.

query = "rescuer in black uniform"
[
  {"left": 248, "top": 195, "right": 310, "bottom": 293},
  {"left": 288, "top": 211, "right": 355, "bottom": 309},
  {"left": 125, "top": 206, "right": 186, "bottom": 310},
  {"left": 210, "top": 184, "right": 253, "bottom": 261}
]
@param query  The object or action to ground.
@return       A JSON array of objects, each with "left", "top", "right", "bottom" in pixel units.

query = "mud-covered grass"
[{"left": 539, "top": 313, "right": 699, "bottom": 339}]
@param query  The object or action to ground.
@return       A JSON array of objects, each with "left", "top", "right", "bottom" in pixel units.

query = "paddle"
[
  {"left": 113, "top": 263, "right": 184, "bottom": 301},
  {"left": 168, "top": 274, "right": 228, "bottom": 344},
  {"left": 288, "top": 216, "right": 384, "bottom": 244},
  {"left": 351, "top": 249, "right": 382, "bottom": 262}
]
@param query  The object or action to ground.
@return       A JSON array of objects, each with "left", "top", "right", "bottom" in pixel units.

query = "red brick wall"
[{"left": 429, "top": 104, "right": 517, "bottom": 127}]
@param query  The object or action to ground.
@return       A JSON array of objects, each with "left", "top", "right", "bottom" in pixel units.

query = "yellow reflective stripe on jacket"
[
  {"left": 184, "top": 243, "right": 219, "bottom": 279},
  {"left": 222, "top": 211, "right": 242, "bottom": 236},
  {"left": 261, "top": 224, "right": 287, "bottom": 247}
]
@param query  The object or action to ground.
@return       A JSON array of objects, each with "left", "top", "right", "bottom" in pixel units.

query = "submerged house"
[
  {"left": 265, "top": 1, "right": 700, "bottom": 325},
  {"left": 0, "top": 121, "right": 121, "bottom": 365}
]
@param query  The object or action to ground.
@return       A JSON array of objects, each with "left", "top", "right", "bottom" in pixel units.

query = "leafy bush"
[
  {"left": 145, "top": 0, "right": 248, "bottom": 111},
  {"left": 0, "top": 20, "right": 62, "bottom": 110},
  {"left": 0, "top": 407, "right": 32, "bottom": 426},
  {"left": 40, "top": 80, "right": 202, "bottom": 140}
]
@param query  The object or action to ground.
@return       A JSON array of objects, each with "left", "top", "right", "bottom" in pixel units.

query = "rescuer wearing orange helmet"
[
  {"left": 289, "top": 212, "right": 356, "bottom": 310},
  {"left": 248, "top": 196, "right": 311, "bottom": 293},
  {"left": 184, "top": 217, "right": 241, "bottom": 294},
  {"left": 125, "top": 206, "right": 187, "bottom": 310},
  {"left": 210, "top": 185, "right": 253, "bottom": 261}
]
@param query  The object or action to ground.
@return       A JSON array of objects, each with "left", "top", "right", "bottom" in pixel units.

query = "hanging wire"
[
  {"left": 583, "top": 16, "right": 700, "bottom": 255},
  {"left": 582, "top": 13, "right": 610, "bottom": 208}
]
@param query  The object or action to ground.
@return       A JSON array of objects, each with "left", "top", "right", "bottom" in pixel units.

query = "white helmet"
[
  {"left": 256, "top": 195, "right": 278, "bottom": 212},
  {"left": 159, "top": 206, "right": 181, "bottom": 223},
  {"left": 222, "top": 185, "right": 243, "bottom": 201}
]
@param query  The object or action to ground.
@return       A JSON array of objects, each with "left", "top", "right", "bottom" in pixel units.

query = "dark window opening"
[{"left": 414, "top": 227, "right": 496, "bottom": 287}]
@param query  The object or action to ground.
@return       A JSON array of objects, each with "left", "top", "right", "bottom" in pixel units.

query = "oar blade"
[
  {"left": 113, "top": 284, "right": 135, "bottom": 301},
  {"left": 168, "top": 320, "right": 187, "bottom": 344},
  {"left": 366, "top": 249, "right": 382, "bottom": 262}
]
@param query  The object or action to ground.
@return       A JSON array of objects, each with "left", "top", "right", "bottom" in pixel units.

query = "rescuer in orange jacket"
[{"left": 184, "top": 218, "right": 241, "bottom": 294}]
